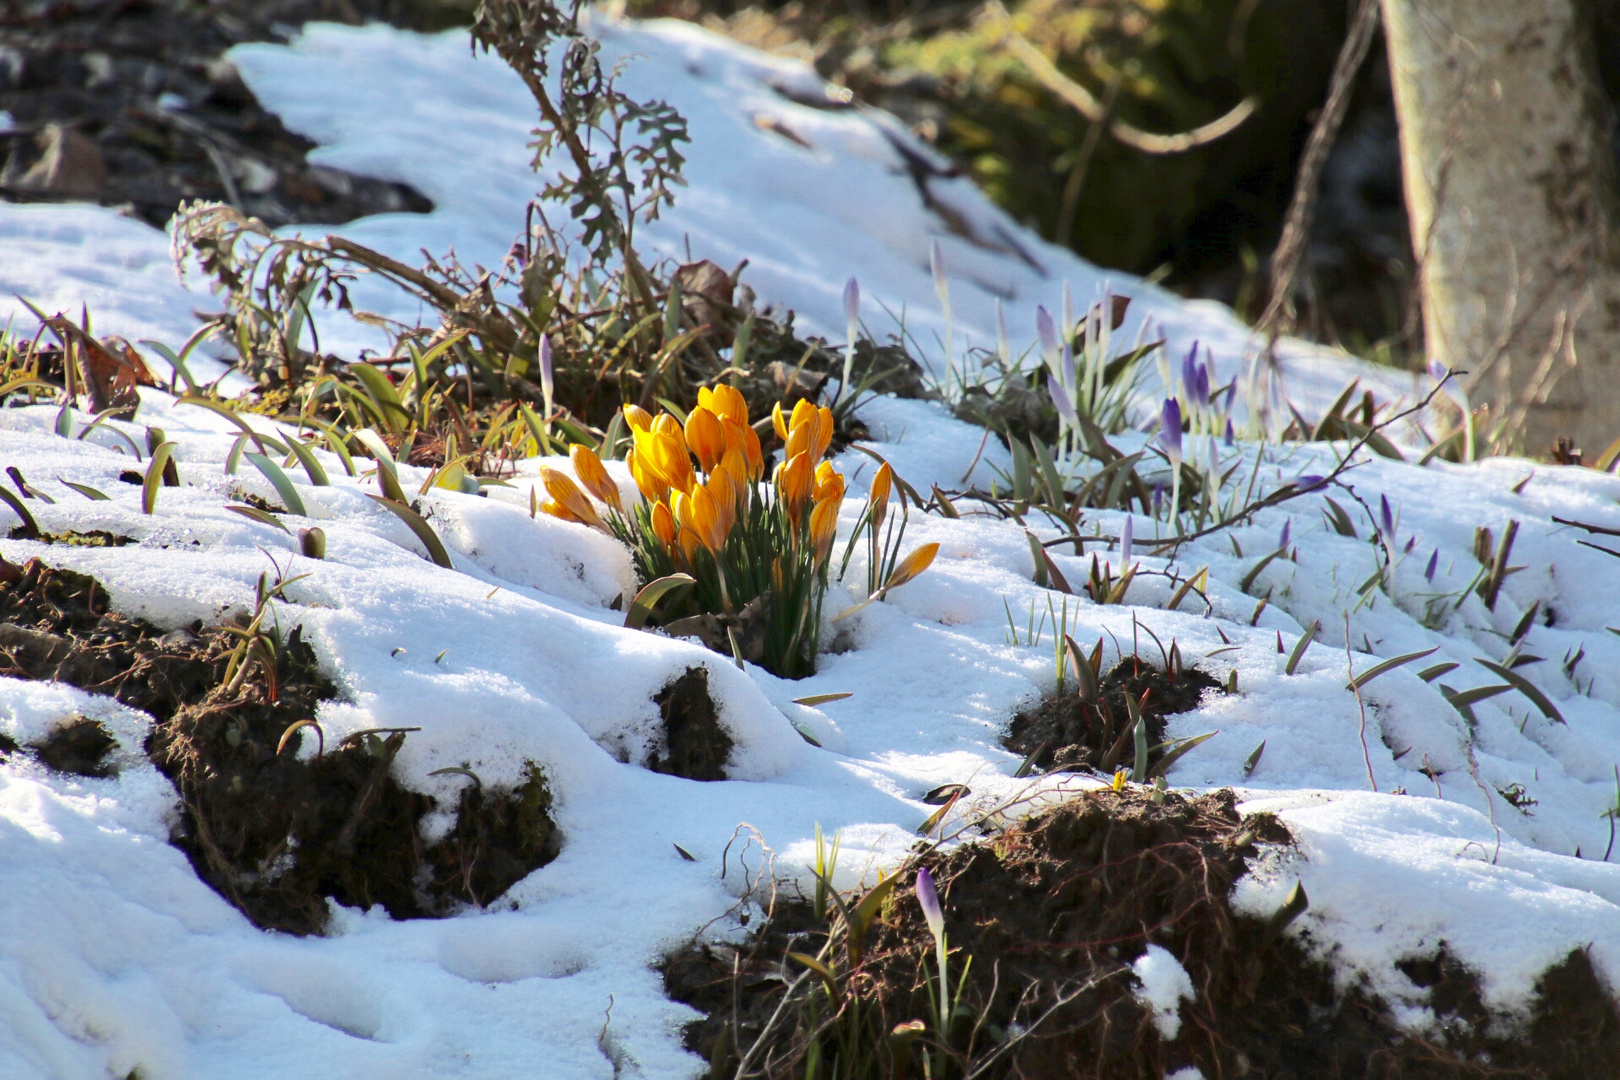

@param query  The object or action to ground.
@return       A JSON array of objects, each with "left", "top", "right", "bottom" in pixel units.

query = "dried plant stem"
[
  {"left": 1257, "top": 0, "right": 1381, "bottom": 338},
  {"left": 1344, "top": 614, "right": 1378, "bottom": 792}
]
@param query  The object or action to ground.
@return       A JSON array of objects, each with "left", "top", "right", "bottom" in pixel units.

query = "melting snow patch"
[{"left": 1131, "top": 944, "right": 1196, "bottom": 1040}]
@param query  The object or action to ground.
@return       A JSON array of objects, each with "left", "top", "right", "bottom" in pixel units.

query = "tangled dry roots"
[
  {"left": 667, "top": 787, "right": 1619, "bottom": 1079},
  {"left": 0, "top": 557, "right": 559, "bottom": 935}
]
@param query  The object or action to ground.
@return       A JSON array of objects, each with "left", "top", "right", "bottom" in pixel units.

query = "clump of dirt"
[
  {"left": 666, "top": 787, "right": 1620, "bottom": 1079},
  {"left": 1005, "top": 657, "right": 1222, "bottom": 774},
  {"left": 29, "top": 715, "right": 117, "bottom": 777},
  {"left": 649, "top": 666, "right": 734, "bottom": 781},
  {"left": 9, "top": 529, "right": 132, "bottom": 547},
  {"left": 0, "top": 556, "right": 559, "bottom": 935}
]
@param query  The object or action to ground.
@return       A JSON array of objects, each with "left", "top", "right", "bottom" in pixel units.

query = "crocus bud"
[
  {"left": 916, "top": 867, "right": 944, "bottom": 941},
  {"left": 1380, "top": 495, "right": 1396, "bottom": 538},
  {"left": 1425, "top": 548, "right": 1439, "bottom": 582},
  {"left": 1160, "top": 399, "right": 1183, "bottom": 466},
  {"left": 1035, "top": 305, "right": 1059, "bottom": 361},
  {"left": 995, "top": 299, "right": 1010, "bottom": 365},
  {"left": 930, "top": 241, "right": 948, "bottom": 311},
  {"left": 539, "top": 334, "right": 555, "bottom": 418},
  {"left": 1120, "top": 516, "right": 1133, "bottom": 566},
  {"left": 844, "top": 276, "right": 860, "bottom": 335},
  {"left": 1278, "top": 519, "right": 1290, "bottom": 552},
  {"left": 1049, "top": 375, "right": 1079, "bottom": 428}
]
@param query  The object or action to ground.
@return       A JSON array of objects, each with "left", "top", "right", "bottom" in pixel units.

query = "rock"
[{"left": 13, "top": 123, "right": 106, "bottom": 198}]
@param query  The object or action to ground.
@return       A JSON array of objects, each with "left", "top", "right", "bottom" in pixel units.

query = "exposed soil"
[
  {"left": 1005, "top": 657, "right": 1223, "bottom": 775},
  {"left": 0, "top": 555, "right": 559, "bottom": 935},
  {"left": 665, "top": 786, "right": 1620, "bottom": 1079},
  {"left": 28, "top": 713, "right": 117, "bottom": 776},
  {"left": 649, "top": 666, "right": 734, "bottom": 781},
  {"left": 0, "top": 0, "right": 447, "bottom": 229}
]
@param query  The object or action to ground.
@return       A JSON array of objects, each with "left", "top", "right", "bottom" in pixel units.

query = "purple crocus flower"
[
  {"left": 1293, "top": 474, "right": 1327, "bottom": 492},
  {"left": 539, "top": 333, "right": 555, "bottom": 416},
  {"left": 1405, "top": 535, "right": 1417, "bottom": 554},
  {"left": 1278, "top": 520, "right": 1290, "bottom": 552},
  {"left": 843, "top": 277, "right": 860, "bottom": 336},
  {"left": 1035, "top": 305, "right": 1060, "bottom": 360},
  {"left": 995, "top": 298, "right": 1010, "bottom": 364},
  {"left": 1380, "top": 495, "right": 1396, "bottom": 538},
  {"left": 930, "top": 241, "right": 948, "bottom": 307},
  {"left": 1194, "top": 363, "right": 1211, "bottom": 410},
  {"left": 1181, "top": 344, "right": 1200, "bottom": 404},
  {"left": 1152, "top": 481, "right": 1164, "bottom": 516},
  {"left": 1224, "top": 418, "right": 1236, "bottom": 447},
  {"left": 1425, "top": 548, "right": 1439, "bottom": 583},
  {"left": 1160, "top": 399, "right": 1183, "bottom": 465},
  {"left": 1048, "top": 375, "right": 1079, "bottom": 427},
  {"left": 1061, "top": 343, "right": 1076, "bottom": 391},
  {"left": 916, "top": 866, "right": 944, "bottom": 941},
  {"left": 1428, "top": 359, "right": 1449, "bottom": 383},
  {"left": 1121, "top": 516, "right": 1133, "bottom": 565}
]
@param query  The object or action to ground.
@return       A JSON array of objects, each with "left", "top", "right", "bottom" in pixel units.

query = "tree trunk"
[{"left": 1381, "top": 0, "right": 1620, "bottom": 457}]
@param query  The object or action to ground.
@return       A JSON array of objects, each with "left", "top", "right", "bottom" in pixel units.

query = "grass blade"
[
  {"left": 282, "top": 434, "right": 331, "bottom": 486},
  {"left": 0, "top": 486, "right": 39, "bottom": 538},
  {"left": 177, "top": 395, "right": 283, "bottom": 455},
  {"left": 1284, "top": 620, "right": 1319, "bottom": 675},
  {"left": 1148, "top": 731, "right": 1216, "bottom": 780},
  {"left": 224, "top": 505, "right": 291, "bottom": 533},
  {"left": 1243, "top": 739, "right": 1266, "bottom": 778},
  {"left": 58, "top": 478, "right": 109, "bottom": 501},
  {"left": 624, "top": 573, "right": 695, "bottom": 629},
  {"left": 1129, "top": 692, "right": 1149, "bottom": 783},
  {"left": 366, "top": 494, "right": 452, "bottom": 568},
  {"left": 1476, "top": 659, "right": 1565, "bottom": 724},
  {"left": 793, "top": 692, "right": 853, "bottom": 707},
  {"left": 1347, "top": 646, "right": 1439, "bottom": 691},
  {"left": 142, "top": 442, "right": 176, "bottom": 515},
  {"left": 244, "top": 453, "right": 308, "bottom": 516}
]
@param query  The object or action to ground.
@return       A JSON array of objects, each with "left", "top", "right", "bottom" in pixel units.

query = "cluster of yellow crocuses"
[{"left": 535, "top": 386, "right": 846, "bottom": 568}]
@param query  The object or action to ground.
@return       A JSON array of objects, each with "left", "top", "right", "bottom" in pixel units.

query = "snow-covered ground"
[{"left": 1, "top": 14, "right": 1618, "bottom": 1080}]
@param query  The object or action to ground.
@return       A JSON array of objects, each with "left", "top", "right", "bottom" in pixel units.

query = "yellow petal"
[
  {"left": 650, "top": 499, "right": 677, "bottom": 547},
  {"left": 884, "top": 541, "right": 939, "bottom": 591},
  {"left": 690, "top": 484, "right": 725, "bottom": 551},
  {"left": 539, "top": 466, "right": 606, "bottom": 531},
  {"left": 771, "top": 402, "right": 789, "bottom": 442},
  {"left": 775, "top": 450, "right": 814, "bottom": 528},
  {"left": 623, "top": 404, "right": 654, "bottom": 432},
  {"left": 813, "top": 406, "right": 834, "bottom": 460},
  {"left": 685, "top": 406, "right": 725, "bottom": 475},
  {"left": 868, "top": 462, "right": 893, "bottom": 530},
  {"left": 569, "top": 444, "right": 622, "bottom": 513},
  {"left": 810, "top": 496, "right": 839, "bottom": 564},
  {"left": 711, "top": 384, "right": 749, "bottom": 426},
  {"left": 789, "top": 398, "right": 818, "bottom": 434}
]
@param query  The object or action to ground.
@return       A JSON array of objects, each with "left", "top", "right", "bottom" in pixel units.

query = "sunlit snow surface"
[{"left": 0, "top": 15, "right": 1619, "bottom": 1080}]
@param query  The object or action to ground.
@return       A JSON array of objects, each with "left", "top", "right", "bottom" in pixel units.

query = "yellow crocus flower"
[
  {"left": 810, "top": 496, "right": 839, "bottom": 564},
  {"left": 622, "top": 403, "right": 654, "bottom": 432},
  {"left": 569, "top": 444, "right": 622, "bottom": 513},
  {"left": 684, "top": 406, "right": 725, "bottom": 474},
  {"left": 538, "top": 467, "right": 606, "bottom": 531},
  {"left": 650, "top": 499, "right": 677, "bottom": 547},
  {"left": 775, "top": 450, "right": 814, "bottom": 529}
]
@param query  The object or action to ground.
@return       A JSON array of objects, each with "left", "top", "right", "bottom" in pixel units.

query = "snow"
[
  {"left": 0, "top": 10, "right": 1617, "bottom": 1080},
  {"left": 1130, "top": 944, "right": 1195, "bottom": 1040}
]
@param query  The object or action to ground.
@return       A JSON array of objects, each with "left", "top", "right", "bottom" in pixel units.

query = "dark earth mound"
[
  {"left": 1005, "top": 657, "right": 1222, "bottom": 775},
  {"left": 665, "top": 786, "right": 1620, "bottom": 1078},
  {"left": 649, "top": 665, "right": 734, "bottom": 781},
  {"left": 0, "top": 0, "right": 454, "bottom": 228},
  {"left": 0, "top": 554, "right": 558, "bottom": 934}
]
